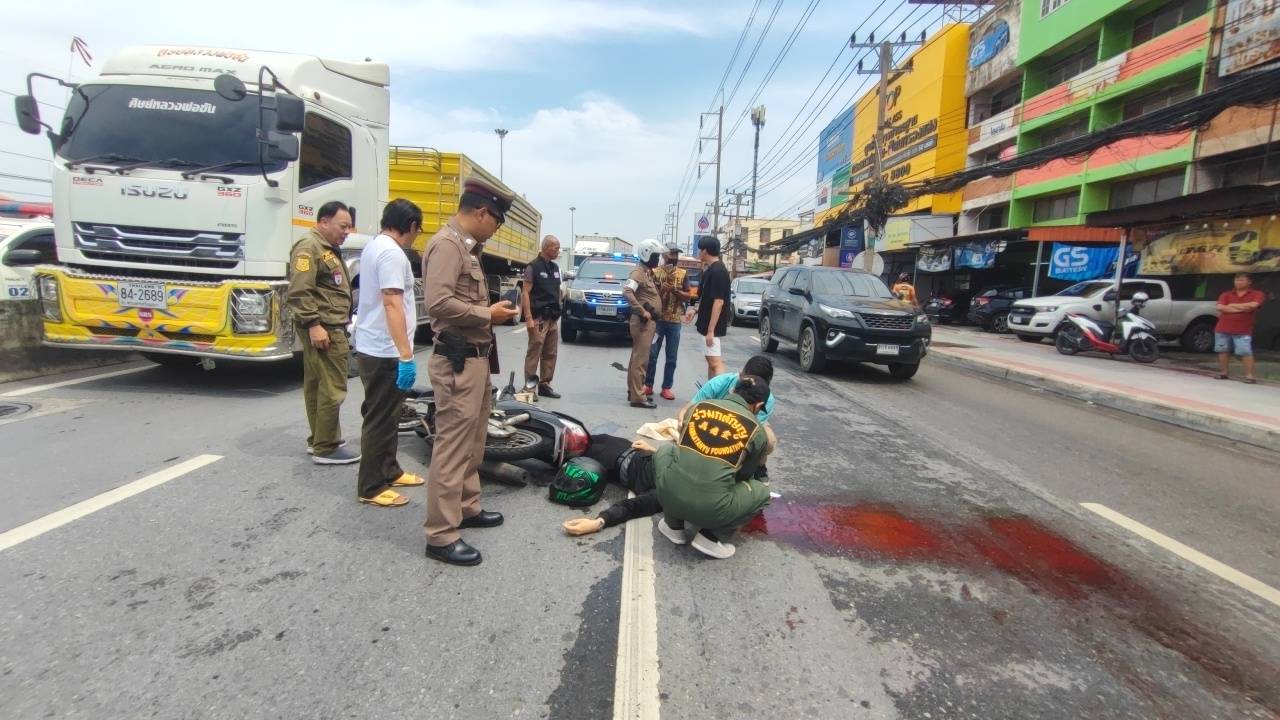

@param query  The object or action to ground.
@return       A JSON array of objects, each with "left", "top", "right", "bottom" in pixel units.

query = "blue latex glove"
[{"left": 396, "top": 359, "right": 417, "bottom": 391}]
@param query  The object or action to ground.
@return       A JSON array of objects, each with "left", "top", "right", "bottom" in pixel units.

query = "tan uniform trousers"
[
  {"left": 425, "top": 353, "right": 491, "bottom": 546},
  {"left": 627, "top": 315, "right": 657, "bottom": 402},
  {"left": 300, "top": 325, "right": 349, "bottom": 455},
  {"left": 523, "top": 318, "right": 559, "bottom": 384}
]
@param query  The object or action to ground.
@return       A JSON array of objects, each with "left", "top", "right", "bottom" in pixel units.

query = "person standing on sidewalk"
[
  {"left": 695, "top": 236, "right": 731, "bottom": 379},
  {"left": 644, "top": 245, "right": 692, "bottom": 401},
  {"left": 287, "top": 200, "right": 359, "bottom": 465},
  {"left": 892, "top": 273, "right": 919, "bottom": 307},
  {"left": 1215, "top": 272, "right": 1266, "bottom": 384},
  {"left": 521, "top": 235, "right": 563, "bottom": 398},
  {"left": 422, "top": 178, "right": 519, "bottom": 567},
  {"left": 624, "top": 240, "right": 664, "bottom": 409},
  {"left": 353, "top": 199, "right": 426, "bottom": 508}
]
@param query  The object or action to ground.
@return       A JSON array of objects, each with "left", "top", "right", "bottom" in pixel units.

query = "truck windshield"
[
  {"left": 1055, "top": 281, "right": 1112, "bottom": 297},
  {"left": 58, "top": 84, "right": 281, "bottom": 174},
  {"left": 577, "top": 261, "right": 634, "bottom": 280}
]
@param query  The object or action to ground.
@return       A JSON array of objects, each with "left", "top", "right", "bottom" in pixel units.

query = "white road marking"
[
  {"left": 1, "top": 365, "right": 153, "bottom": 397},
  {"left": 1081, "top": 502, "right": 1280, "bottom": 608},
  {"left": 614, "top": 493, "right": 661, "bottom": 720},
  {"left": 0, "top": 455, "right": 222, "bottom": 552}
]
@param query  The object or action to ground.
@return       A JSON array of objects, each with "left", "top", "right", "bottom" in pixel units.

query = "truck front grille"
[
  {"left": 584, "top": 291, "right": 624, "bottom": 304},
  {"left": 857, "top": 313, "right": 914, "bottom": 331},
  {"left": 74, "top": 222, "right": 244, "bottom": 270}
]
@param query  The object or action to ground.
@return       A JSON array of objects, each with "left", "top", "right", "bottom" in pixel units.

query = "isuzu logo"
[{"left": 120, "top": 185, "right": 188, "bottom": 199}]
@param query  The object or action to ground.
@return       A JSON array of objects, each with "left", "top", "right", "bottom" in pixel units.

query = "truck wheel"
[
  {"left": 798, "top": 324, "right": 827, "bottom": 373},
  {"left": 759, "top": 315, "right": 779, "bottom": 353},
  {"left": 1180, "top": 318, "right": 1216, "bottom": 353},
  {"left": 561, "top": 322, "right": 577, "bottom": 343},
  {"left": 888, "top": 362, "right": 919, "bottom": 379}
]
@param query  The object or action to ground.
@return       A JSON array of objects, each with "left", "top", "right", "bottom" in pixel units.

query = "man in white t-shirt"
[{"left": 353, "top": 199, "right": 427, "bottom": 508}]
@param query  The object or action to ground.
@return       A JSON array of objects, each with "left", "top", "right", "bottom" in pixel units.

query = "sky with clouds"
[{"left": 1, "top": 0, "right": 948, "bottom": 247}]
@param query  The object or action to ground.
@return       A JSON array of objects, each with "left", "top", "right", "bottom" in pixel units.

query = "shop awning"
[
  {"left": 1027, "top": 226, "right": 1123, "bottom": 243},
  {"left": 1085, "top": 185, "right": 1280, "bottom": 228},
  {"left": 908, "top": 227, "right": 1026, "bottom": 247}
]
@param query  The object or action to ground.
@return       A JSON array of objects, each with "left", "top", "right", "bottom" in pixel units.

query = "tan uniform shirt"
[
  {"left": 287, "top": 229, "right": 352, "bottom": 327},
  {"left": 422, "top": 219, "right": 492, "bottom": 344},
  {"left": 623, "top": 265, "right": 661, "bottom": 317}
]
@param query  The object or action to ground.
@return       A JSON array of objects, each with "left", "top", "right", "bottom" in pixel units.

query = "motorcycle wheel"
[
  {"left": 483, "top": 428, "right": 546, "bottom": 462},
  {"left": 1056, "top": 325, "right": 1081, "bottom": 355},
  {"left": 1128, "top": 336, "right": 1159, "bottom": 364}
]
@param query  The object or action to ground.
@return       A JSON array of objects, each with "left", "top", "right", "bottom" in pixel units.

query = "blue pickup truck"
[{"left": 560, "top": 255, "right": 637, "bottom": 343}]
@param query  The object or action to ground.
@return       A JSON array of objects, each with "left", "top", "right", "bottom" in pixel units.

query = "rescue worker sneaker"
[
  {"left": 313, "top": 446, "right": 361, "bottom": 465},
  {"left": 306, "top": 440, "right": 347, "bottom": 455},
  {"left": 660, "top": 389, "right": 675, "bottom": 401},
  {"left": 657, "top": 517, "right": 687, "bottom": 545},
  {"left": 691, "top": 530, "right": 736, "bottom": 559}
]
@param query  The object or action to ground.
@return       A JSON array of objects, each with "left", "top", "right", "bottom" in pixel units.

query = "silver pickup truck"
[{"left": 1008, "top": 279, "right": 1220, "bottom": 352}]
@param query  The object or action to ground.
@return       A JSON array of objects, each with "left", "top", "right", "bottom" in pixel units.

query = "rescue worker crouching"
[{"left": 421, "top": 177, "right": 520, "bottom": 567}]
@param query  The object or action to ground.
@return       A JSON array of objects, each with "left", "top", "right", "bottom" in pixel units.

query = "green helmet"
[{"left": 548, "top": 456, "right": 607, "bottom": 507}]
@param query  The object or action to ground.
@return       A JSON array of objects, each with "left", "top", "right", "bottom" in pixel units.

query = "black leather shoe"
[
  {"left": 459, "top": 510, "right": 504, "bottom": 529},
  {"left": 538, "top": 384, "right": 562, "bottom": 399},
  {"left": 630, "top": 400, "right": 656, "bottom": 409},
  {"left": 426, "top": 539, "right": 482, "bottom": 566}
]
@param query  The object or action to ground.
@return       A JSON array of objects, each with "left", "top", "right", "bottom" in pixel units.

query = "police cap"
[{"left": 462, "top": 176, "right": 515, "bottom": 225}]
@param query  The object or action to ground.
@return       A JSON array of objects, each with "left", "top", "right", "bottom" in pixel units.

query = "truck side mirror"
[
  {"left": 265, "top": 131, "right": 300, "bottom": 162},
  {"left": 3, "top": 249, "right": 45, "bottom": 266},
  {"left": 14, "top": 95, "right": 42, "bottom": 135},
  {"left": 274, "top": 94, "right": 305, "bottom": 134}
]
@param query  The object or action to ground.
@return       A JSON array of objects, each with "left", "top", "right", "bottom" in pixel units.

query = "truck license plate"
[
  {"left": 596, "top": 305, "right": 617, "bottom": 317},
  {"left": 876, "top": 344, "right": 900, "bottom": 357},
  {"left": 1011, "top": 316, "right": 1027, "bottom": 324},
  {"left": 117, "top": 281, "right": 168, "bottom": 309}
]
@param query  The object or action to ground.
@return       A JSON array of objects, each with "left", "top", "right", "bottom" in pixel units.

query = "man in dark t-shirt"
[
  {"left": 1215, "top": 272, "right": 1265, "bottom": 384},
  {"left": 695, "top": 236, "right": 731, "bottom": 378}
]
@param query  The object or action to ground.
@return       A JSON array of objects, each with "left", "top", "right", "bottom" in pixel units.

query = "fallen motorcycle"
[{"left": 400, "top": 373, "right": 591, "bottom": 466}]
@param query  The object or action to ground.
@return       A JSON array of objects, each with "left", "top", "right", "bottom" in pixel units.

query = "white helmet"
[{"left": 636, "top": 238, "right": 665, "bottom": 266}]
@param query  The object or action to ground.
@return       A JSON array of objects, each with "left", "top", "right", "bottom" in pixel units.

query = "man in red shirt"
[{"left": 1215, "top": 273, "right": 1266, "bottom": 384}]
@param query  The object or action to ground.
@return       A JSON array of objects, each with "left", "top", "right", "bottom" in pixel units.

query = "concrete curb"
[{"left": 930, "top": 348, "right": 1280, "bottom": 451}]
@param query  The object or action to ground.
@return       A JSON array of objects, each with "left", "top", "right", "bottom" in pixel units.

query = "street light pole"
[{"left": 494, "top": 128, "right": 509, "bottom": 180}]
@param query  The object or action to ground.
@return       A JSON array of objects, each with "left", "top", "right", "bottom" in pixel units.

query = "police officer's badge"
[{"left": 295, "top": 255, "right": 311, "bottom": 272}]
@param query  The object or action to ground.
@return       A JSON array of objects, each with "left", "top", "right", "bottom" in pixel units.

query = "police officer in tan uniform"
[
  {"left": 421, "top": 177, "right": 519, "bottom": 566},
  {"left": 624, "top": 239, "right": 664, "bottom": 409},
  {"left": 287, "top": 200, "right": 360, "bottom": 465}
]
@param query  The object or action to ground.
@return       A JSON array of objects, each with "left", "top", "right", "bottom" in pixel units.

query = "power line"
[
  {"left": 723, "top": 0, "right": 825, "bottom": 146},
  {"left": 708, "top": 0, "right": 763, "bottom": 113},
  {"left": 723, "top": 0, "right": 786, "bottom": 113}
]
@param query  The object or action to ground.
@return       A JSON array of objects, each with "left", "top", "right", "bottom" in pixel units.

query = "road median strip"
[{"left": 930, "top": 347, "right": 1280, "bottom": 451}]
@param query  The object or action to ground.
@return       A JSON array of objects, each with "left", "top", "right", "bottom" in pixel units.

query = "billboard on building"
[
  {"left": 846, "top": 23, "right": 971, "bottom": 217},
  {"left": 874, "top": 215, "right": 955, "bottom": 252},
  {"left": 815, "top": 106, "right": 855, "bottom": 213},
  {"left": 967, "top": 0, "right": 1021, "bottom": 95},
  {"left": 1219, "top": 0, "right": 1280, "bottom": 77},
  {"left": 1134, "top": 216, "right": 1280, "bottom": 274}
]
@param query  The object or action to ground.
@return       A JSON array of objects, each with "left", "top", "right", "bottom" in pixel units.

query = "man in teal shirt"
[{"left": 691, "top": 355, "right": 776, "bottom": 477}]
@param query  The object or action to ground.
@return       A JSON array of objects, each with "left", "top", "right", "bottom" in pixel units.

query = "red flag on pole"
[{"left": 70, "top": 36, "right": 92, "bottom": 67}]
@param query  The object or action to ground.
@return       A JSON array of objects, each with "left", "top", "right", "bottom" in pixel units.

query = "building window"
[
  {"left": 1216, "top": 149, "right": 1280, "bottom": 187},
  {"left": 977, "top": 205, "right": 1008, "bottom": 230},
  {"left": 1110, "top": 169, "right": 1185, "bottom": 208},
  {"left": 1132, "top": 0, "right": 1207, "bottom": 46},
  {"left": 1032, "top": 192, "right": 1080, "bottom": 222},
  {"left": 1039, "top": 115, "right": 1089, "bottom": 147},
  {"left": 1122, "top": 80, "right": 1197, "bottom": 120},
  {"left": 1041, "top": 0, "right": 1071, "bottom": 17},
  {"left": 299, "top": 113, "right": 353, "bottom": 191},
  {"left": 758, "top": 228, "right": 772, "bottom": 248},
  {"left": 989, "top": 83, "right": 1022, "bottom": 116},
  {"left": 1044, "top": 42, "right": 1098, "bottom": 87}
]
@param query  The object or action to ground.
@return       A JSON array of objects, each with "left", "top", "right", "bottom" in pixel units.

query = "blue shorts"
[{"left": 1214, "top": 333, "right": 1253, "bottom": 357}]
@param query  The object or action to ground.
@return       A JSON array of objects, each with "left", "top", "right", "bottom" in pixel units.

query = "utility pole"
[
  {"left": 698, "top": 107, "right": 724, "bottom": 239},
  {"left": 750, "top": 105, "right": 766, "bottom": 219},
  {"left": 724, "top": 189, "right": 751, "bottom": 277},
  {"left": 569, "top": 206, "right": 576, "bottom": 262},
  {"left": 671, "top": 201, "right": 680, "bottom": 252},
  {"left": 852, "top": 31, "right": 921, "bottom": 271},
  {"left": 494, "top": 128, "right": 509, "bottom": 180}
]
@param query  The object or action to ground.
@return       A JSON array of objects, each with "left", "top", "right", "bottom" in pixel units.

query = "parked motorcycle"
[
  {"left": 400, "top": 372, "right": 591, "bottom": 465},
  {"left": 1055, "top": 291, "right": 1159, "bottom": 363}
]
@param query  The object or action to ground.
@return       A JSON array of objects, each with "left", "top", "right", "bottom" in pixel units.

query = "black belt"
[{"left": 433, "top": 343, "right": 491, "bottom": 359}]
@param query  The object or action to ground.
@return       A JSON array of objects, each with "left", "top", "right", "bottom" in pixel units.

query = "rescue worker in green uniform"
[{"left": 287, "top": 200, "right": 359, "bottom": 465}]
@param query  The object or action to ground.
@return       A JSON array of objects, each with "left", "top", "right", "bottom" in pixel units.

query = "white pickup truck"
[{"left": 1008, "top": 279, "right": 1220, "bottom": 352}]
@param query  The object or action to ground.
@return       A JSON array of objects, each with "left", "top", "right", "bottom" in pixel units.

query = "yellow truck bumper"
[{"left": 35, "top": 267, "right": 298, "bottom": 361}]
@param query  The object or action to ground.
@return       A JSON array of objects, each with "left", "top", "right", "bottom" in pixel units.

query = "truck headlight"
[
  {"left": 1038, "top": 306, "right": 1058, "bottom": 313},
  {"left": 818, "top": 303, "right": 855, "bottom": 319},
  {"left": 231, "top": 289, "right": 272, "bottom": 334},
  {"left": 567, "top": 288, "right": 585, "bottom": 302},
  {"left": 38, "top": 275, "right": 61, "bottom": 322},
  {"left": 916, "top": 314, "right": 930, "bottom": 326}
]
